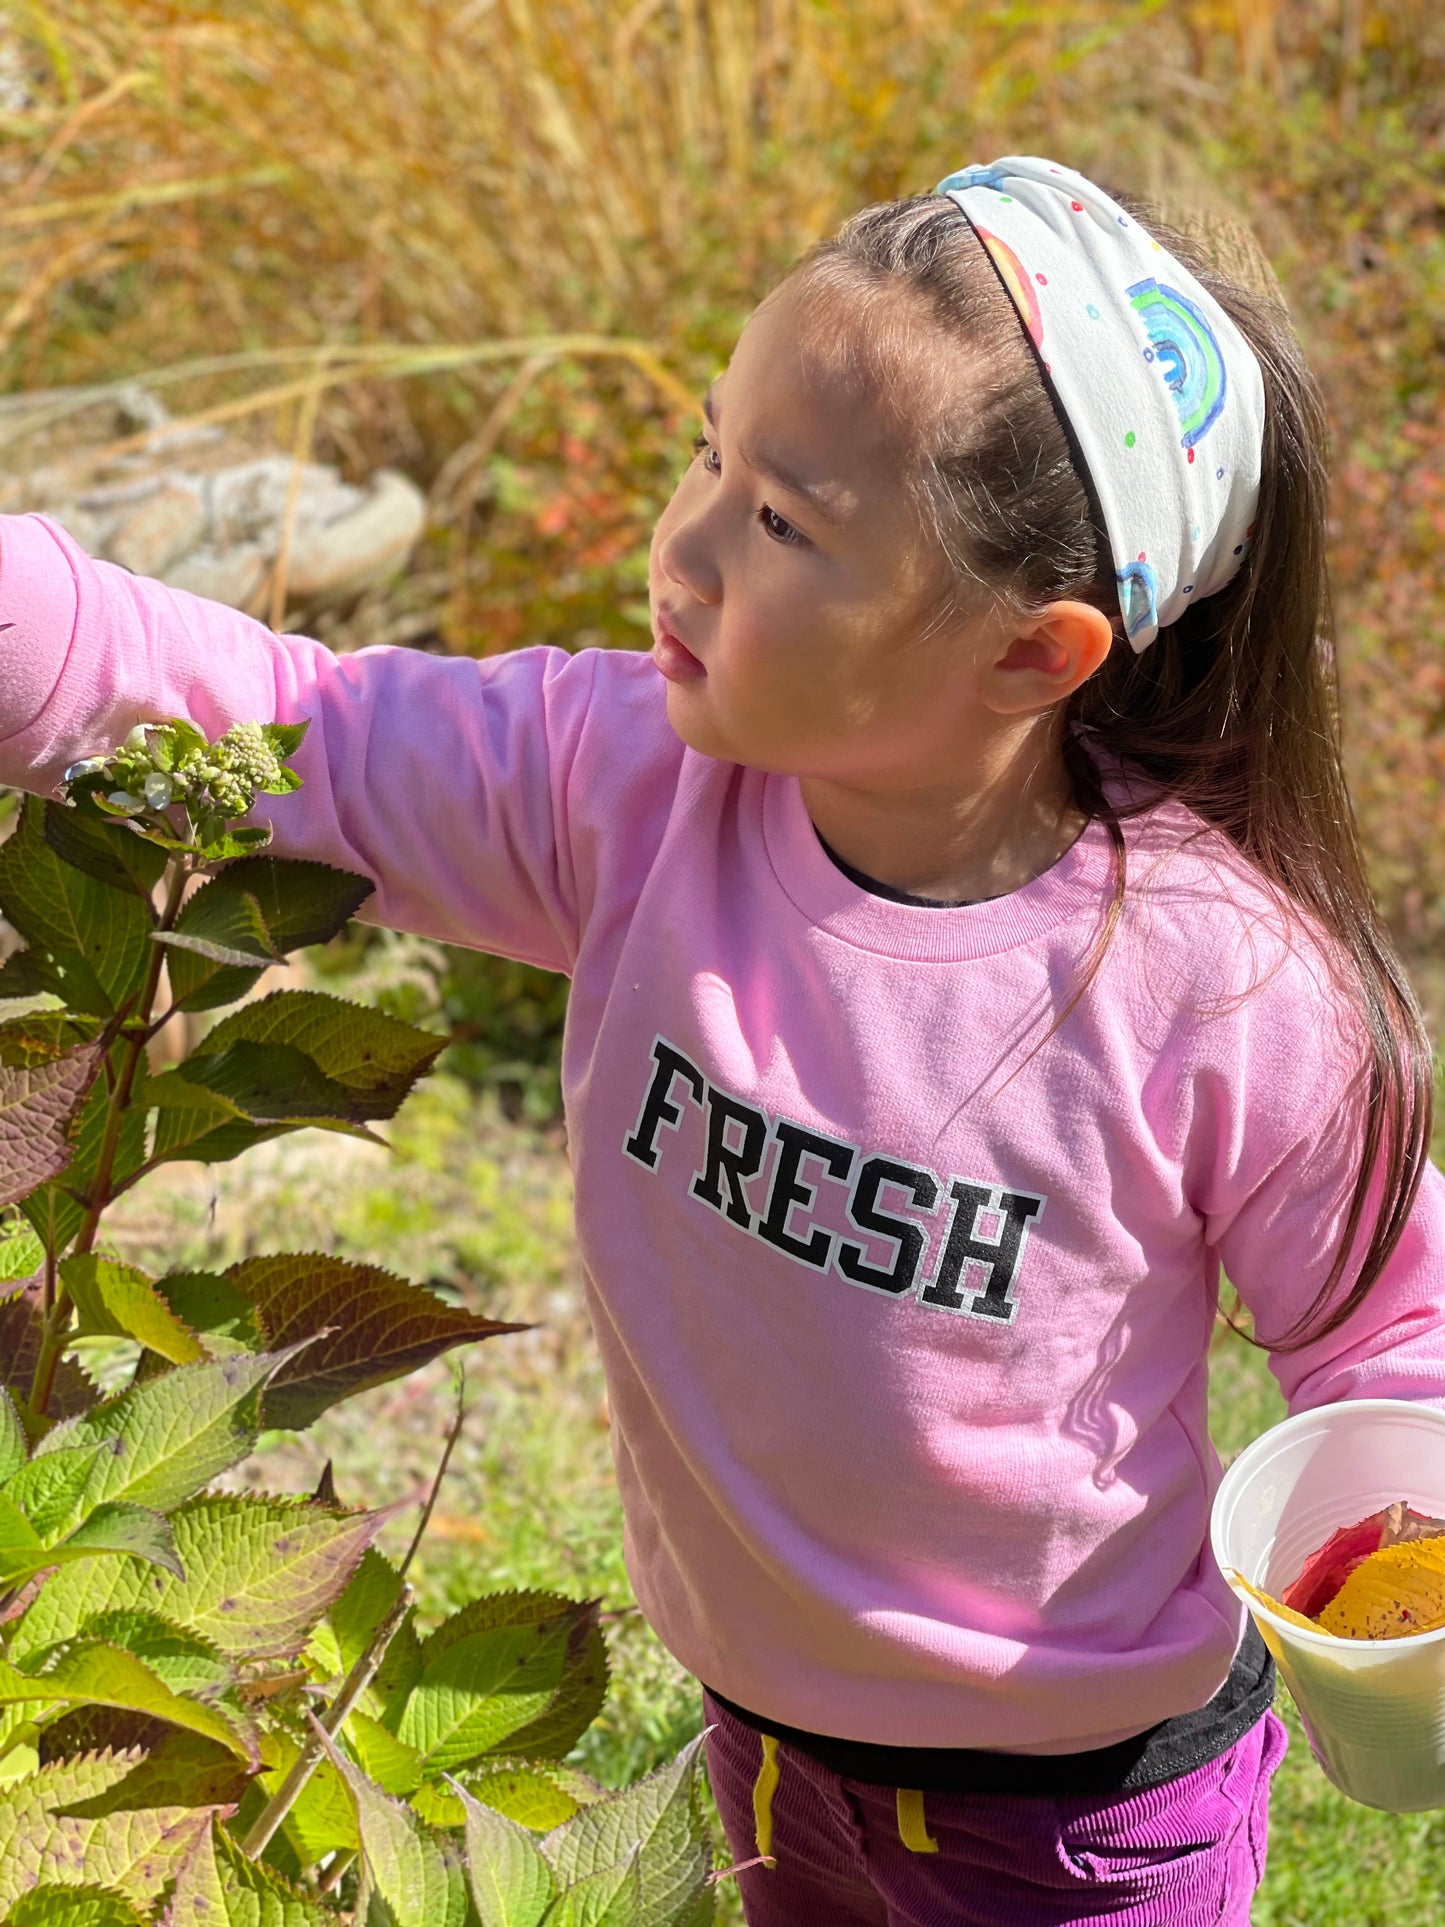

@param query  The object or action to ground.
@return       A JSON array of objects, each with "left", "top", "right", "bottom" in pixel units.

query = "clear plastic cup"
[{"left": 1211, "top": 1397, "right": 1445, "bottom": 1811}]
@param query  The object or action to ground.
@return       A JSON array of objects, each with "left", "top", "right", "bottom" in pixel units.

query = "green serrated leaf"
[
  {"left": 166, "top": 720, "right": 211, "bottom": 762},
  {"left": 150, "top": 1271, "right": 260, "bottom": 1354},
  {"left": 0, "top": 1488, "right": 45, "bottom": 1584},
  {"left": 541, "top": 1738, "right": 712, "bottom": 1927},
  {"left": 190, "top": 991, "right": 445, "bottom": 1122},
  {"left": 5, "top": 1444, "right": 109, "bottom": 1539},
  {"left": 174, "top": 1038, "right": 375, "bottom": 1125},
  {"left": 155, "top": 896, "right": 283, "bottom": 968},
  {"left": 59, "top": 1255, "right": 204, "bottom": 1366},
  {"left": 0, "top": 1219, "right": 46, "bottom": 1286},
  {"left": 261, "top": 721, "right": 310, "bottom": 760},
  {"left": 0, "top": 1750, "right": 219, "bottom": 1910},
  {"left": 162, "top": 961, "right": 268, "bottom": 1016},
  {"left": 153, "top": 877, "right": 282, "bottom": 1011},
  {"left": 41, "top": 793, "right": 169, "bottom": 899},
  {"left": 325, "top": 1738, "right": 458, "bottom": 1927},
  {"left": 320, "top": 1550, "right": 407, "bottom": 1680},
  {"left": 347, "top": 1711, "right": 423, "bottom": 1797},
  {"left": 162, "top": 1814, "right": 335, "bottom": 1927},
  {"left": 0, "top": 947, "right": 67, "bottom": 1003},
  {"left": 146, "top": 1103, "right": 380, "bottom": 1170},
  {"left": 196, "top": 857, "right": 373, "bottom": 957},
  {"left": 141, "top": 1073, "right": 243, "bottom": 1117},
  {"left": 256, "top": 768, "right": 303, "bottom": 797},
  {"left": 30, "top": 1345, "right": 310, "bottom": 1528},
  {"left": 0, "top": 1642, "right": 255, "bottom": 1762},
  {"left": 48, "top": 1728, "right": 251, "bottom": 1816},
  {"left": 543, "top": 1851, "right": 642, "bottom": 1927},
  {"left": 223, "top": 1252, "right": 527, "bottom": 1432},
  {"left": 4, "top": 1882, "right": 151, "bottom": 1927},
  {"left": 393, "top": 1597, "right": 596, "bottom": 1777},
  {"left": 449, "top": 1777, "right": 555, "bottom": 1927},
  {"left": 0, "top": 1039, "right": 103, "bottom": 1209},
  {"left": 196, "top": 827, "right": 275, "bottom": 862},
  {"left": 67, "top": 1612, "right": 231, "bottom": 1699},
  {"left": 390, "top": 1594, "right": 606, "bottom": 1771},
  {"left": 0, "top": 1383, "right": 27, "bottom": 1481},
  {"left": 414, "top": 1761, "right": 596, "bottom": 1833},
  {"left": 52, "top": 1503, "right": 183, "bottom": 1577},
  {"left": 0, "top": 796, "right": 155, "bottom": 1016},
  {"left": 12, "top": 1494, "right": 384, "bottom": 1663}
]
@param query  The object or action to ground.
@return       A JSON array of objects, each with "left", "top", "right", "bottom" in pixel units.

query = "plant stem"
[
  {"left": 397, "top": 1369, "right": 467, "bottom": 1582},
  {"left": 28, "top": 857, "right": 190, "bottom": 1416},
  {"left": 317, "top": 1848, "right": 356, "bottom": 1897},
  {"left": 40, "top": 1240, "right": 56, "bottom": 1321},
  {"left": 238, "top": 1580, "right": 414, "bottom": 1863}
]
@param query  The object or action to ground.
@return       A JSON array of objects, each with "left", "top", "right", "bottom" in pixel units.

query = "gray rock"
[
  {"left": 1, "top": 389, "right": 427, "bottom": 616},
  {"left": 107, "top": 481, "right": 205, "bottom": 578}
]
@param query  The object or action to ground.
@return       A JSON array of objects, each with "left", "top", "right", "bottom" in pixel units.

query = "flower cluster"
[{"left": 61, "top": 715, "right": 307, "bottom": 856}]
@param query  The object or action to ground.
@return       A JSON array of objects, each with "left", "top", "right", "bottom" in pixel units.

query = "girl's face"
[{"left": 648, "top": 283, "right": 1002, "bottom": 786}]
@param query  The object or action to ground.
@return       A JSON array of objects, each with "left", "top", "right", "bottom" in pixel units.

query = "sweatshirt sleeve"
[
  {"left": 0, "top": 513, "right": 681, "bottom": 974},
  {"left": 1187, "top": 937, "right": 1445, "bottom": 1415}
]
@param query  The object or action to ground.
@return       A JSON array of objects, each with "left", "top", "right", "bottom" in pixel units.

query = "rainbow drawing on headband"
[
  {"left": 973, "top": 226, "right": 1044, "bottom": 351},
  {"left": 1116, "top": 559, "right": 1159, "bottom": 640},
  {"left": 1126, "top": 278, "right": 1227, "bottom": 448}
]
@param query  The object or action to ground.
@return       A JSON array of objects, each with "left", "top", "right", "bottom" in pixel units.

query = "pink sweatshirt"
[{"left": 5, "top": 511, "right": 1445, "bottom": 1753}]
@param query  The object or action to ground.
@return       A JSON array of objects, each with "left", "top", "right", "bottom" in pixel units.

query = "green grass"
[{"left": 98, "top": 1055, "right": 1445, "bottom": 1922}]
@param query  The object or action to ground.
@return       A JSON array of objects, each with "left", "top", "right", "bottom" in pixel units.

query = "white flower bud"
[
  {"left": 143, "top": 772, "right": 174, "bottom": 809},
  {"left": 123, "top": 724, "right": 152, "bottom": 752},
  {"left": 107, "top": 790, "right": 147, "bottom": 815},
  {"left": 63, "top": 757, "right": 107, "bottom": 782}
]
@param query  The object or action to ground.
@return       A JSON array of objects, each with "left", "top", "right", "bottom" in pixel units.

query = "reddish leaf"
[
  {"left": 0, "top": 1281, "right": 94, "bottom": 1421},
  {"left": 1282, "top": 1511, "right": 1389, "bottom": 1617},
  {"left": 0, "top": 1041, "right": 103, "bottom": 1207},
  {"left": 210, "top": 1253, "right": 529, "bottom": 1431}
]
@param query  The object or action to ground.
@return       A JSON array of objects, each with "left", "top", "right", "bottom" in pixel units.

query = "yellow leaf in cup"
[
  {"left": 1316, "top": 1534, "right": 1445, "bottom": 1640},
  {"left": 1229, "top": 1570, "right": 1322, "bottom": 1632}
]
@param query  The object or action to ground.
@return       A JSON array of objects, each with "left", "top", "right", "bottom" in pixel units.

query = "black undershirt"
[
  {"left": 703, "top": 832, "right": 1277, "bottom": 1796},
  {"left": 818, "top": 832, "right": 984, "bottom": 908}
]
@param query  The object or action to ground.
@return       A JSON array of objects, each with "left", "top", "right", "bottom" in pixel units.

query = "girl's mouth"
[{"left": 651, "top": 625, "right": 707, "bottom": 683}]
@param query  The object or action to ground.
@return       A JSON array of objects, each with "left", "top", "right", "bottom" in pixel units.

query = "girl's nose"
[{"left": 655, "top": 492, "right": 722, "bottom": 608}]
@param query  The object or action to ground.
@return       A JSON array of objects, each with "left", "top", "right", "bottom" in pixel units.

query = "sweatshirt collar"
[{"left": 760, "top": 771, "right": 1120, "bottom": 962}]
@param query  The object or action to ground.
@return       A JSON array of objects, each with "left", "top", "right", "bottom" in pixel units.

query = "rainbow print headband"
[{"left": 934, "top": 156, "right": 1266, "bottom": 651}]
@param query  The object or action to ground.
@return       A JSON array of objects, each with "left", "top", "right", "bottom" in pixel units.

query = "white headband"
[{"left": 934, "top": 156, "right": 1266, "bottom": 651}]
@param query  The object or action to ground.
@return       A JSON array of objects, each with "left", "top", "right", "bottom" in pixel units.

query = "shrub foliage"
[{"left": 0, "top": 725, "right": 715, "bottom": 1924}]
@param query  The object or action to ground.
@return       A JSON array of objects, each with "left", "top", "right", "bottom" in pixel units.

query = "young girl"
[{"left": 3, "top": 154, "right": 1443, "bottom": 1926}]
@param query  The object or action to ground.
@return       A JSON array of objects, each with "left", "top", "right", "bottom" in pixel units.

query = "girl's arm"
[
  {"left": 1198, "top": 962, "right": 1445, "bottom": 1412},
  {"left": 0, "top": 513, "right": 678, "bottom": 974}
]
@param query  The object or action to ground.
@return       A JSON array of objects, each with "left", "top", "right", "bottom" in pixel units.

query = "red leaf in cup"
[{"left": 1282, "top": 1510, "right": 1390, "bottom": 1617}]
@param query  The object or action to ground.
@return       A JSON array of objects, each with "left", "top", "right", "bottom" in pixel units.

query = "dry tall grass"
[{"left": 1, "top": 0, "right": 1442, "bottom": 939}]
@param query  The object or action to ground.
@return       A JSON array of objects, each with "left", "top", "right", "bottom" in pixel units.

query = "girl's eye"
[
  {"left": 689, "top": 437, "right": 805, "bottom": 551},
  {"left": 759, "top": 508, "right": 805, "bottom": 547}
]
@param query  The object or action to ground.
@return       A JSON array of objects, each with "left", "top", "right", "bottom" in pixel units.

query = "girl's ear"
[{"left": 986, "top": 600, "right": 1115, "bottom": 714}]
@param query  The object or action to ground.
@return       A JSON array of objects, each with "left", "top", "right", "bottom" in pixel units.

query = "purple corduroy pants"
[{"left": 703, "top": 1690, "right": 1289, "bottom": 1927}]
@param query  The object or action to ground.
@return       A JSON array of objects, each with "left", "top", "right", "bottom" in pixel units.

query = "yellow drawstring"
[
  {"left": 896, "top": 1786, "right": 938, "bottom": 1854},
  {"left": 751, "top": 1732, "right": 780, "bottom": 1867}
]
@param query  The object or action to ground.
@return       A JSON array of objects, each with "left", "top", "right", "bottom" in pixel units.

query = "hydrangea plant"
[{"left": 0, "top": 720, "right": 717, "bottom": 1925}]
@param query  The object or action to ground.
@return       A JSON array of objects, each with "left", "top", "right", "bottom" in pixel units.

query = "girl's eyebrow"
[{"left": 702, "top": 380, "right": 850, "bottom": 528}]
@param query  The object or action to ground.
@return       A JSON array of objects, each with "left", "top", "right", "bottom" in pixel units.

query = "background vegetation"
[{"left": 2, "top": 1, "right": 1443, "bottom": 1920}]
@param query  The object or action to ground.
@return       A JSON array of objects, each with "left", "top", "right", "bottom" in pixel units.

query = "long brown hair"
[{"left": 766, "top": 181, "right": 1433, "bottom": 1353}]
